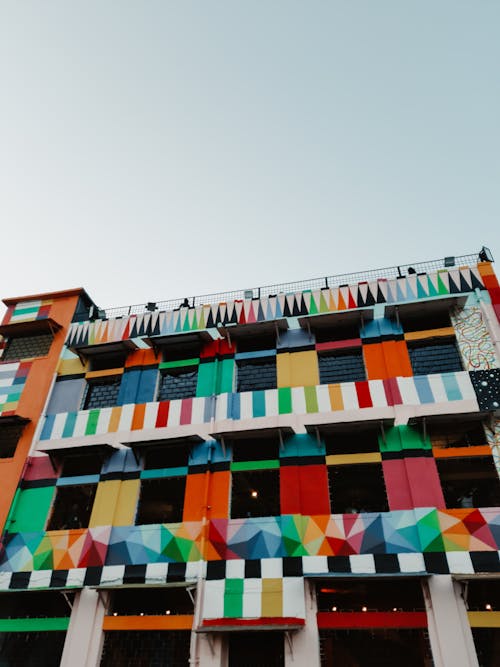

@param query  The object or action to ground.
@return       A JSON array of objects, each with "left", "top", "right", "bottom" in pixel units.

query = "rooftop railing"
[{"left": 102, "top": 251, "right": 488, "bottom": 319}]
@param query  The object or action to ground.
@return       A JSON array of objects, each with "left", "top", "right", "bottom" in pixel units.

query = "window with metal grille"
[
  {"left": 236, "top": 358, "right": 277, "bottom": 392},
  {"left": 2, "top": 333, "right": 53, "bottom": 361},
  {"left": 408, "top": 339, "right": 463, "bottom": 375},
  {"left": 82, "top": 377, "right": 121, "bottom": 409},
  {"left": 319, "top": 629, "right": 434, "bottom": 667},
  {"left": 436, "top": 457, "right": 500, "bottom": 508},
  {"left": 471, "top": 628, "right": 500, "bottom": 667},
  {"left": 328, "top": 463, "right": 388, "bottom": 513},
  {"left": 0, "top": 423, "right": 24, "bottom": 458},
  {"left": 228, "top": 631, "right": 284, "bottom": 667},
  {"left": 135, "top": 477, "right": 186, "bottom": 524},
  {"left": 157, "top": 367, "right": 198, "bottom": 401},
  {"left": 0, "top": 631, "right": 67, "bottom": 667},
  {"left": 428, "top": 420, "right": 485, "bottom": 450},
  {"left": 46, "top": 484, "right": 97, "bottom": 530},
  {"left": 100, "top": 630, "right": 190, "bottom": 667},
  {"left": 231, "top": 469, "right": 280, "bottom": 518},
  {"left": 319, "top": 349, "right": 366, "bottom": 384}
]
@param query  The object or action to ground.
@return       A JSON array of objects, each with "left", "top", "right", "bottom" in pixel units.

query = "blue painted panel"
[
  {"left": 117, "top": 371, "right": 140, "bottom": 406},
  {"left": 136, "top": 368, "right": 157, "bottom": 404},
  {"left": 46, "top": 379, "right": 85, "bottom": 414}
]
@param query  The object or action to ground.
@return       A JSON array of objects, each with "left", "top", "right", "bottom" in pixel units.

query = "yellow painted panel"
[
  {"left": 57, "top": 358, "right": 86, "bottom": 376},
  {"left": 328, "top": 385, "right": 344, "bottom": 411},
  {"left": 89, "top": 481, "right": 121, "bottom": 527},
  {"left": 113, "top": 479, "right": 141, "bottom": 526},
  {"left": 108, "top": 407, "right": 122, "bottom": 433},
  {"left": 467, "top": 611, "right": 500, "bottom": 628},
  {"left": 326, "top": 452, "right": 381, "bottom": 466},
  {"left": 277, "top": 351, "right": 319, "bottom": 388},
  {"left": 262, "top": 578, "right": 283, "bottom": 617},
  {"left": 404, "top": 327, "right": 455, "bottom": 341},
  {"left": 85, "top": 368, "right": 124, "bottom": 379}
]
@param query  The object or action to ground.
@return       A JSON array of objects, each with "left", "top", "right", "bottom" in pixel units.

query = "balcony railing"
[{"left": 102, "top": 252, "right": 486, "bottom": 320}]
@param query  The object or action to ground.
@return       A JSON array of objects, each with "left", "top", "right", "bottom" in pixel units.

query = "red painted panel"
[
  {"left": 180, "top": 398, "right": 193, "bottom": 425},
  {"left": 316, "top": 339, "right": 362, "bottom": 352},
  {"left": 155, "top": 401, "right": 170, "bottom": 427},
  {"left": 202, "top": 617, "right": 305, "bottom": 628},
  {"left": 355, "top": 381, "right": 373, "bottom": 408},
  {"left": 317, "top": 611, "right": 427, "bottom": 629},
  {"left": 405, "top": 457, "right": 446, "bottom": 508},
  {"left": 24, "top": 455, "right": 58, "bottom": 481},
  {"left": 280, "top": 466, "right": 301, "bottom": 514},
  {"left": 382, "top": 460, "right": 413, "bottom": 510},
  {"left": 299, "top": 465, "right": 330, "bottom": 515}
]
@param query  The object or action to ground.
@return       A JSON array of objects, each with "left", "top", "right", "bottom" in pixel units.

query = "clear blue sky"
[{"left": 0, "top": 2, "right": 498, "bottom": 314}]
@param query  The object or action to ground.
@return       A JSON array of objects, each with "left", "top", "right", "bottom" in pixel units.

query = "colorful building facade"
[{"left": 0, "top": 252, "right": 499, "bottom": 665}]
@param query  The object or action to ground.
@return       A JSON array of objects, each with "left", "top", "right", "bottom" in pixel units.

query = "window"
[
  {"left": 135, "top": 477, "right": 186, "bottom": 524},
  {"left": 60, "top": 454, "right": 103, "bottom": 477},
  {"left": 465, "top": 579, "right": 500, "bottom": 612},
  {"left": 142, "top": 443, "right": 190, "bottom": 470},
  {"left": 82, "top": 377, "right": 121, "bottom": 409},
  {"left": 0, "top": 632, "right": 67, "bottom": 667},
  {"left": 46, "top": 484, "right": 97, "bottom": 530},
  {"left": 428, "top": 420, "right": 485, "bottom": 450},
  {"left": 324, "top": 426, "right": 380, "bottom": 455},
  {"left": 328, "top": 463, "right": 388, "bottom": 513},
  {"left": 100, "top": 631, "right": 190, "bottom": 667},
  {"left": 89, "top": 351, "right": 126, "bottom": 371},
  {"left": 316, "top": 579, "right": 425, "bottom": 612},
  {"left": 314, "top": 321, "right": 360, "bottom": 344},
  {"left": 2, "top": 333, "right": 53, "bottom": 361},
  {"left": 236, "top": 357, "right": 277, "bottom": 392},
  {"left": 319, "top": 349, "right": 366, "bottom": 384},
  {"left": 231, "top": 436, "right": 280, "bottom": 462},
  {"left": 0, "top": 591, "right": 74, "bottom": 618},
  {"left": 235, "top": 331, "right": 276, "bottom": 353},
  {"left": 157, "top": 367, "right": 198, "bottom": 401},
  {"left": 408, "top": 339, "right": 463, "bottom": 375},
  {"left": 228, "top": 632, "right": 284, "bottom": 667},
  {"left": 436, "top": 457, "right": 500, "bottom": 508},
  {"left": 109, "top": 587, "right": 193, "bottom": 616},
  {"left": 0, "top": 422, "right": 24, "bottom": 458},
  {"left": 399, "top": 308, "right": 452, "bottom": 333},
  {"left": 231, "top": 470, "right": 280, "bottom": 518}
]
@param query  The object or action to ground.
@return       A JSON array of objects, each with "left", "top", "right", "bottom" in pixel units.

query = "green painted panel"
[
  {"left": 218, "top": 359, "right": 234, "bottom": 394},
  {"left": 85, "top": 409, "right": 99, "bottom": 436},
  {"left": 278, "top": 387, "right": 292, "bottom": 414},
  {"left": 224, "top": 579, "right": 244, "bottom": 618},
  {"left": 379, "top": 426, "right": 402, "bottom": 452},
  {"left": 160, "top": 358, "right": 199, "bottom": 370},
  {"left": 400, "top": 425, "right": 431, "bottom": 450},
  {"left": 9, "top": 486, "right": 55, "bottom": 533},
  {"left": 0, "top": 618, "right": 69, "bottom": 632},
  {"left": 304, "top": 386, "right": 319, "bottom": 413},
  {"left": 196, "top": 362, "right": 216, "bottom": 397},
  {"left": 230, "top": 460, "right": 279, "bottom": 472}
]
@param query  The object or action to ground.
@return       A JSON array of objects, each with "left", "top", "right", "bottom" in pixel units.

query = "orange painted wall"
[
  {"left": 363, "top": 341, "right": 413, "bottom": 380},
  {"left": 183, "top": 471, "right": 230, "bottom": 521},
  {"left": 0, "top": 291, "right": 83, "bottom": 531}
]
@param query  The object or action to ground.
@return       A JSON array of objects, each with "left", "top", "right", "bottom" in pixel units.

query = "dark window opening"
[
  {"left": 162, "top": 341, "right": 201, "bottom": 363},
  {"left": 0, "top": 632, "right": 67, "bottom": 667},
  {"left": 0, "top": 423, "right": 24, "bottom": 458},
  {"left": 235, "top": 332, "right": 276, "bottom": 353},
  {"left": 89, "top": 352, "right": 127, "bottom": 372},
  {"left": 60, "top": 454, "right": 102, "bottom": 477},
  {"left": 314, "top": 322, "right": 360, "bottom": 344},
  {"left": 228, "top": 631, "right": 284, "bottom": 667},
  {"left": 231, "top": 436, "right": 280, "bottom": 462},
  {"left": 399, "top": 308, "right": 452, "bottom": 333},
  {"left": 328, "top": 463, "right": 388, "bottom": 513},
  {"left": 471, "top": 629, "right": 500, "bottom": 667},
  {"left": 82, "top": 377, "right": 121, "bottom": 410},
  {"left": 316, "top": 579, "right": 425, "bottom": 612},
  {"left": 142, "top": 444, "right": 190, "bottom": 470},
  {"left": 325, "top": 426, "right": 380, "bottom": 456},
  {"left": 231, "top": 470, "right": 280, "bottom": 518},
  {"left": 408, "top": 339, "right": 463, "bottom": 375},
  {"left": 46, "top": 484, "right": 97, "bottom": 530},
  {"left": 319, "top": 350, "right": 366, "bottom": 384},
  {"left": 135, "top": 477, "right": 186, "bottom": 524},
  {"left": 2, "top": 333, "right": 53, "bottom": 361},
  {"left": 157, "top": 368, "right": 198, "bottom": 401},
  {"left": 428, "top": 420, "right": 485, "bottom": 449},
  {"left": 0, "top": 591, "right": 74, "bottom": 618},
  {"left": 465, "top": 580, "right": 500, "bottom": 611},
  {"left": 319, "top": 629, "right": 433, "bottom": 667},
  {"left": 237, "top": 358, "right": 277, "bottom": 392},
  {"left": 109, "top": 588, "right": 194, "bottom": 616},
  {"left": 436, "top": 457, "right": 500, "bottom": 508},
  {"left": 100, "top": 630, "right": 190, "bottom": 667}
]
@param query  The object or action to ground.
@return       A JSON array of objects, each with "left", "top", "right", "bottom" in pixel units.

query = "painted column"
[
  {"left": 424, "top": 575, "right": 478, "bottom": 667},
  {"left": 285, "top": 579, "right": 321, "bottom": 667},
  {"left": 60, "top": 588, "right": 109, "bottom": 667}
]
